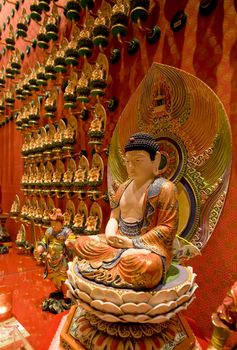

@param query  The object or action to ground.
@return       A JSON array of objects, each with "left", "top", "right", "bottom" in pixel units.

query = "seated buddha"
[
  {"left": 63, "top": 169, "right": 74, "bottom": 184},
  {"left": 85, "top": 215, "right": 99, "bottom": 233},
  {"left": 88, "top": 114, "right": 103, "bottom": 133},
  {"left": 52, "top": 170, "right": 62, "bottom": 184},
  {"left": 43, "top": 169, "right": 52, "bottom": 184},
  {"left": 87, "top": 165, "right": 101, "bottom": 184},
  {"left": 91, "top": 63, "right": 105, "bottom": 82},
  {"left": 72, "top": 213, "right": 85, "bottom": 229},
  {"left": 63, "top": 126, "right": 75, "bottom": 144},
  {"left": 16, "top": 225, "right": 26, "bottom": 246},
  {"left": 74, "top": 166, "right": 87, "bottom": 184},
  {"left": 63, "top": 211, "right": 72, "bottom": 227},
  {"left": 70, "top": 133, "right": 178, "bottom": 290}
]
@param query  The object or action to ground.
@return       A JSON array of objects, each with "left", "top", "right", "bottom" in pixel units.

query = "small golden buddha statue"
[
  {"left": 74, "top": 166, "right": 87, "bottom": 184},
  {"left": 85, "top": 215, "right": 99, "bottom": 232},
  {"left": 21, "top": 203, "right": 28, "bottom": 218},
  {"left": 11, "top": 49, "right": 21, "bottom": 70},
  {"left": 94, "top": 10, "right": 106, "bottom": 27},
  {"left": 89, "top": 114, "right": 103, "bottom": 133},
  {"left": 63, "top": 125, "right": 75, "bottom": 144},
  {"left": 43, "top": 169, "right": 52, "bottom": 183},
  {"left": 87, "top": 166, "right": 101, "bottom": 183},
  {"left": 42, "top": 208, "right": 50, "bottom": 224},
  {"left": 73, "top": 213, "right": 85, "bottom": 228},
  {"left": 16, "top": 225, "right": 26, "bottom": 246},
  {"left": 77, "top": 72, "right": 89, "bottom": 89},
  {"left": 53, "top": 128, "right": 63, "bottom": 147},
  {"left": 21, "top": 172, "right": 29, "bottom": 185},
  {"left": 64, "top": 80, "right": 76, "bottom": 98},
  {"left": 112, "top": 0, "right": 129, "bottom": 15},
  {"left": 10, "top": 198, "right": 20, "bottom": 216},
  {"left": 91, "top": 63, "right": 104, "bottom": 81},
  {"left": 63, "top": 169, "right": 74, "bottom": 184},
  {"left": 63, "top": 211, "right": 72, "bottom": 227},
  {"left": 52, "top": 169, "right": 62, "bottom": 183}
]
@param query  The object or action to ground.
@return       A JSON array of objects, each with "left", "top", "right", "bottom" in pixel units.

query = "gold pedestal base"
[{"left": 60, "top": 306, "right": 196, "bottom": 350}]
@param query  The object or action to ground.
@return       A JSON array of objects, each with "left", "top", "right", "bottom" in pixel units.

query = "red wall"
[{"left": 0, "top": 0, "right": 237, "bottom": 345}]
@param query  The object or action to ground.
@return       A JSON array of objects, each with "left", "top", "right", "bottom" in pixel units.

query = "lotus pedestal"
[{"left": 60, "top": 262, "right": 199, "bottom": 350}]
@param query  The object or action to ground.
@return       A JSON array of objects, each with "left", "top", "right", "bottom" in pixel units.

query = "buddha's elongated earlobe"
[{"left": 153, "top": 151, "right": 161, "bottom": 176}]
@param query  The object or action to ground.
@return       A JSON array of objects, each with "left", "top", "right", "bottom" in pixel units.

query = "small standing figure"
[
  {"left": 208, "top": 281, "right": 237, "bottom": 350},
  {"left": 36, "top": 208, "right": 75, "bottom": 312}
]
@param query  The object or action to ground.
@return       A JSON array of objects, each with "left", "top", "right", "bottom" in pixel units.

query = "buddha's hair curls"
[{"left": 124, "top": 133, "right": 159, "bottom": 160}]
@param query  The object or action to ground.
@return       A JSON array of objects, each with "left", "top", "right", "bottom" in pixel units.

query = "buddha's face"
[{"left": 125, "top": 150, "right": 159, "bottom": 181}]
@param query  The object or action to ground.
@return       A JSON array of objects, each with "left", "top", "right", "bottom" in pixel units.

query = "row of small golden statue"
[
  {"left": 21, "top": 153, "right": 104, "bottom": 195},
  {"left": 14, "top": 195, "right": 103, "bottom": 234},
  {"left": 21, "top": 116, "right": 77, "bottom": 156},
  {"left": 1, "top": 50, "right": 109, "bottom": 129},
  {"left": 6, "top": 47, "right": 108, "bottom": 115}
]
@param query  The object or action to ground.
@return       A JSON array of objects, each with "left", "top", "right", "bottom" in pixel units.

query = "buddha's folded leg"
[
  {"left": 74, "top": 234, "right": 119, "bottom": 266},
  {"left": 116, "top": 252, "right": 164, "bottom": 289}
]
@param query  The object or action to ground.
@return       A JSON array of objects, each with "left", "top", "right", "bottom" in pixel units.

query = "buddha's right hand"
[{"left": 107, "top": 235, "right": 133, "bottom": 249}]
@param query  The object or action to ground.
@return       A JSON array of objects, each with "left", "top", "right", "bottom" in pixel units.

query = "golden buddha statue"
[
  {"left": 46, "top": 54, "right": 55, "bottom": 70},
  {"left": 85, "top": 214, "right": 99, "bottom": 232},
  {"left": 11, "top": 49, "right": 21, "bottom": 70},
  {"left": 89, "top": 114, "right": 103, "bottom": 133},
  {"left": 52, "top": 169, "right": 62, "bottom": 183},
  {"left": 42, "top": 208, "right": 50, "bottom": 225},
  {"left": 43, "top": 169, "right": 52, "bottom": 184},
  {"left": 10, "top": 197, "right": 20, "bottom": 216},
  {"left": 65, "top": 80, "right": 75, "bottom": 96},
  {"left": 87, "top": 165, "right": 101, "bottom": 183},
  {"left": 95, "top": 9, "right": 107, "bottom": 27},
  {"left": 74, "top": 166, "right": 87, "bottom": 184},
  {"left": 45, "top": 92, "right": 55, "bottom": 108},
  {"left": 21, "top": 172, "right": 29, "bottom": 185},
  {"left": 16, "top": 224, "right": 26, "bottom": 246},
  {"left": 72, "top": 213, "right": 85, "bottom": 228},
  {"left": 63, "top": 125, "right": 75, "bottom": 144},
  {"left": 91, "top": 62, "right": 105, "bottom": 81},
  {"left": 63, "top": 169, "right": 74, "bottom": 184},
  {"left": 112, "top": 0, "right": 129, "bottom": 16},
  {"left": 21, "top": 203, "right": 28, "bottom": 218},
  {"left": 53, "top": 127, "right": 63, "bottom": 146},
  {"left": 63, "top": 211, "right": 72, "bottom": 227},
  {"left": 77, "top": 71, "right": 89, "bottom": 89}
]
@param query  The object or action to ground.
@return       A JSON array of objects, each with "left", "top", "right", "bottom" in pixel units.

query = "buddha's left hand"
[{"left": 107, "top": 235, "right": 134, "bottom": 249}]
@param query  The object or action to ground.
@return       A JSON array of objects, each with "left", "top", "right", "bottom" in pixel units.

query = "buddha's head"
[{"left": 124, "top": 133, "right": 161, "bottom": 181}]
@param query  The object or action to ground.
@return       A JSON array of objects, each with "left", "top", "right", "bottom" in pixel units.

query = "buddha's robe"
[{"left": 73, "top": 177, "right": 178, "bottom": 290}]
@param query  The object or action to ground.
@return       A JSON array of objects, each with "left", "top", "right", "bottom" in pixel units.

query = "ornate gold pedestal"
[{"left": 60, "top": 306, "right": 196, "bottom": 350}]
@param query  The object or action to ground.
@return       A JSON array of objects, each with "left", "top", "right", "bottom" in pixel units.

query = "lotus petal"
[
  {"left": 122, "top": 291, "right": 151, "bottom": 304},
  {"left": 120, "top": 303, "right": 152, "bottom": 314},
  {"left": 119, "top": 314, "right": 150, "bottom": 322},
  {"left": 149, "top": 289, "right": 178, "bottom": 306},
  {"left": 99, "top": 313, "right": 122, "bottom": 322},
  {"left": 77, "top": 290, "right": 92, "bottom": 304},
  {"left": 77, "top": 279, "right": 92, "bottom": 295},
  {"left": 91, "top": 300, "right": 123, "bottom": 315},
  {"left": 91, "top": 287, "right": 123, "bottom": 305}
]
